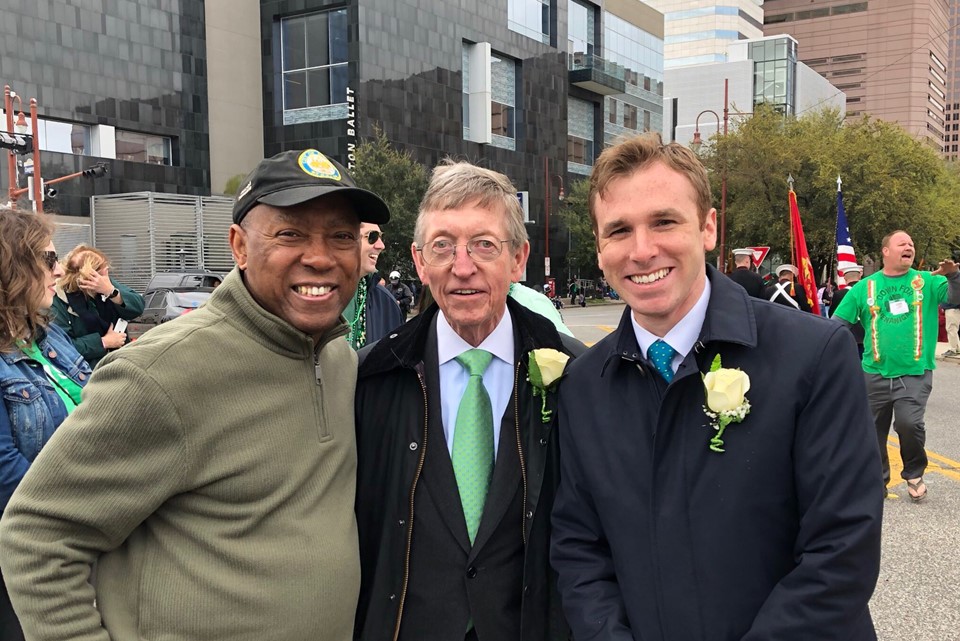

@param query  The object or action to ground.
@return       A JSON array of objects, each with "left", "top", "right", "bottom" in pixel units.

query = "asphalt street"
[{"left": 561, "top": 301, "right": 960, "bottom": 641}]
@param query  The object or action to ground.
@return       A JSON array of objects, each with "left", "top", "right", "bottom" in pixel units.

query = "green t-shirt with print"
[
  {"left": 18, "top": 340, "right": 84, "bottom": 412},
  {"left": 833, "top": 269, "right": 947, "bottom": 377}
]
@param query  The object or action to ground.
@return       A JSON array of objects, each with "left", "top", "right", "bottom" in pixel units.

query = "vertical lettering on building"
[{"left": 346, "top": 86, "right": 357, "bottom": 169}]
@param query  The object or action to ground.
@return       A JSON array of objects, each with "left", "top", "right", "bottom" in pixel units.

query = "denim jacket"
[{"left": 1, "top": 323, "right": 91, "bottom": 510}]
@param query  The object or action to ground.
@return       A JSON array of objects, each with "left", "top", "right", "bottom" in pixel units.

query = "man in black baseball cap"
[
  {"left": 0, "top": 149, "right": 389, "bottom": 641},
  {"left": 233, "top": 148, "right": 390, "bottom": 225},
  {"left": 230, "top": 148, "right": 391, "bottom": 342}
]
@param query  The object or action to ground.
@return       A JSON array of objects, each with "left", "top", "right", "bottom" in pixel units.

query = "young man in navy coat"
[{"left": 550, "top": 133, "right": 883, "bottom": 641}]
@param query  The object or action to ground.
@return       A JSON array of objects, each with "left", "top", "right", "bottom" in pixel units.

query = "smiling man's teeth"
[
  {"left": 629, "top": 268, "right": 670, "bottom": 284},
  {"left": 453, "top": 289, "right": 480, "bottom": 294},
  {"left": 295, "top": 285, "right": 332, "bottom": 296}
]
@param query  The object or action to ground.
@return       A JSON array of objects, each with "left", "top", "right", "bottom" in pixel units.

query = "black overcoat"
[
  {"left": 551, "top": 267, "right": 883, "bottom": 641},
  {"left": 355, "top": 298, "right": 583, "bottom": 641}
]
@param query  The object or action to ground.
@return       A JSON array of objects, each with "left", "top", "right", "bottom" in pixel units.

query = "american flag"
[{"left": 835, "top": 183, "right": 857, "bottom": 289}]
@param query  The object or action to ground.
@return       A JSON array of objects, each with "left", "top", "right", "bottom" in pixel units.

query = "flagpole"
[
  {"left": 830, "top": 175, "right": 841, "bottom": 285},
  {"left": 787, "top": 174, "right": 796, "bottom": 268}
]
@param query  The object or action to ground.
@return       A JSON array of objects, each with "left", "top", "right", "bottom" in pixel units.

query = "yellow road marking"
[
  {"left": 886, "top": 437, "right": 960, "bottom": 486},
  {"left": 598, "top": 325, "right": 615, "bottom": 333}
]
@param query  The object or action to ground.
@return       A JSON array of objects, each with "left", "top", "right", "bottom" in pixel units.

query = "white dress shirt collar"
[
  {"left": 437, "top": 306, "right": 514, "bottom": 367},
  {"left": 630, "top": 278, "right": 711, "bottom": 371}
]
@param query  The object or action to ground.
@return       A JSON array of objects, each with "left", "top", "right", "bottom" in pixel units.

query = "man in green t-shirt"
[{"left": 833, "top": 230, "right": 960, "bottom": 502}]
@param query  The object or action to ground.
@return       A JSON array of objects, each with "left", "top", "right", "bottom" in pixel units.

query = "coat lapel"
[{"left": 421, "top": 319, "right": 472, "bottom": 554}]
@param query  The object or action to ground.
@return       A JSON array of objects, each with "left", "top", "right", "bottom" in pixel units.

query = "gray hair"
[{"left": 414, "top": 160, "right": 528, "bottom": 248}]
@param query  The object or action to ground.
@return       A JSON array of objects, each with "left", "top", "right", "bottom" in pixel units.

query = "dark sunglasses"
[
  {"left": 42, "top": 250, "right": 59, "bottom": 271},
  {"left": 363, "top": 230, "right": 384, "bottom": 244}
]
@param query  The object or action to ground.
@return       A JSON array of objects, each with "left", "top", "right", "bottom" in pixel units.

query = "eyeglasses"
[
  {"left": 416, "top": 237, "right": 511, "bottom": 266},
  {"left": 362, "top": 230, "right": 384, "bottom": 244},
  {"left": 42, "top": 250, "right": 59, "bottom": 271}
]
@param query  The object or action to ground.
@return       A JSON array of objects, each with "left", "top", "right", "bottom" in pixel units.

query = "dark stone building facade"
[
  {"left": 0, "top": 0, "right": 209, "bottom": 217},
  {"left": 259, "top": 0, "right": 573, "bottom": 284}
]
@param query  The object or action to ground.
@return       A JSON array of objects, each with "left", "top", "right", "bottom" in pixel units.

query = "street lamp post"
[
  {"left": 693, "top": 107, "right": 725, "bottom": 271},
  {"left": 4, "top": 85, "right": 42, "bottom": 210},
  {"left": 691, "top": 79, "right": 751, "bottom": 271},
  {"left": 543, "top": 157, "right": 565, "bottom": 279}
]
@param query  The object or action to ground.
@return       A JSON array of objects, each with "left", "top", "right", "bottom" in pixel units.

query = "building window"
[
  {"left": 116, "top": 130, "right": 172, "bottom": 165},
  {"left": 624, "top": 104, "right": 638, "bottom": 130},
  {"left": 750, "top": 37, "right": 797, "bottom": 114},
  {"left": 19, "top": 117, "right": 92, "bottom": 156},
  {"left": 463, "top": 44, "right": 519, "bottom": 149},
  {"left": 609, "top": 99, "right": 618, "bottom": 124},
  {"left": 281, "top": 9, "right": 348, "bottom": 124},
  {"left": 568, "top": 97, "right": 595, "bottom": 171},
  {"left": 508, "top": 0, "right": 551, "bottom": 44},
  {"left": 491, "top": 101, "right": 515, "bottom": 138},
  {"left": 643, "top": 110, "right": 651, "bottom": 131},
  {"left": 568, "top": 0, "right": 595, "bottom": 58},
  {"left": 930, "top": 51, "right": 946, "bottom": 73},
  {"left": 567, "top": 136, "right": 594, "bottom": 165},
  {"left": 604, "top": 12, "right": 664, "bottom": 96},
  {"left": 490, "top": 54, "right": 518, "bottom": 148}
]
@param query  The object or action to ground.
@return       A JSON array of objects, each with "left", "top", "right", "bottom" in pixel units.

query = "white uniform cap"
[
  {"left": 732, "top": 248, "right": 754, "bottom": 257},
  {"left": 776, "top": 264, "right": 799, "bottom": 276},
  {"left": 842, "top": 265, "right": 864, "bottom": 275}
]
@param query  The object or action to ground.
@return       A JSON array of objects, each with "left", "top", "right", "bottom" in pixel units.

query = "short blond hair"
[
  {"left": 59, "top": 244, "right": 111, "bottom": 294},
  {"left": 415, "top": 160, "right": 528, "bottom": 248}
]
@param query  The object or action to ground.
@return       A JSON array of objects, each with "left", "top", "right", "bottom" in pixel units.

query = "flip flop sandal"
[{"left": 906, "top": 479, "right": 927, "bottom": 503}]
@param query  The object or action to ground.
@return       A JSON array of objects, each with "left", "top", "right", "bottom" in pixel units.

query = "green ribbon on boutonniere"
[{"left": 527, "top": 348, "right": 571, "bottom": 423}]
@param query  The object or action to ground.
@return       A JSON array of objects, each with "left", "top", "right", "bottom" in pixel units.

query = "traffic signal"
[
  {"left": 0, "top": 131, "right": 32, "bottom": 154},
  {"left": 82, "top": 163, "right": 109, "bottom": 178}
]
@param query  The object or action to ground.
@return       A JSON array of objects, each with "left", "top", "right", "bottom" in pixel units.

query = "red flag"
[{"left": 788, "top": 189, "right": 820, "bottom": 315}]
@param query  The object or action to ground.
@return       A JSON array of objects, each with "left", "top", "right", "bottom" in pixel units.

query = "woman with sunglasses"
[{"left": 0, "top": 208, "right": 92, "bottom": 641}]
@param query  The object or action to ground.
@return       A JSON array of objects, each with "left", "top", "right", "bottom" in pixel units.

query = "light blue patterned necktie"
[
  {"left": 451, "top": 348, "right": 495, "bottom": 544},
  {"left": 648, "top": 339, "right": 677, "bottom": 383}
]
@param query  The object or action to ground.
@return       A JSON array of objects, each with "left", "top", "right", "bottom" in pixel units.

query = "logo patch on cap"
[{"left": 298, "top": 149, "right": 341, "bottom": 181}]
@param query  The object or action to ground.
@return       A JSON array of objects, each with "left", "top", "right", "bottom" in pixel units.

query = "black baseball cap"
[{"left": 232, "top": 149, "right": 390, "bottom": 225}]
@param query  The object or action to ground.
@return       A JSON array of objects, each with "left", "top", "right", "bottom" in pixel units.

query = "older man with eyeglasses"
[
  {"left": 344, "top": 224, "right": 405, "bottom": 349},
  {"left": 353, "top": 161, "right": 584, "bottom": 641}
]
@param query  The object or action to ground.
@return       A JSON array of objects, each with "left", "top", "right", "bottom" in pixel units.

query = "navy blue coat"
[
  {"left": 551, "top": 267, "right": 882, "bottom": 641},
  {"left": 363, "top": 276, "right": 404, "bottom": 346}
]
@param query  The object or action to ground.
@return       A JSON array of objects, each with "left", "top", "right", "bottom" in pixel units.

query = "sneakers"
[{"left": 944, "top": 349, "right": 960, "bottom": 357}]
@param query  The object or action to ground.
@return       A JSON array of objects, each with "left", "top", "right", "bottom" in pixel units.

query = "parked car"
[
  {"left": 127, "top": 287, "right": 214, "bottom": 340},
  {"left": 144, "top": 270, "right": 225, "bottom": 293}
]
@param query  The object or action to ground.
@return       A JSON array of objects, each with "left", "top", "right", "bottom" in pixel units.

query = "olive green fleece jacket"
[{"left": 0, "top": 268, "right": 360, "bottom": 641}]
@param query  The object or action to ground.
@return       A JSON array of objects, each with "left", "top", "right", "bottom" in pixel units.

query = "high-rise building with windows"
[
  {"left": 763, "top": 0, "right": 951, "bottom": 154},
  {"left": 645, "top": 0, "right": 765, "bottom": 68},
  {"left": 945, "top": 0, "right": 960, "bottom": 160}
]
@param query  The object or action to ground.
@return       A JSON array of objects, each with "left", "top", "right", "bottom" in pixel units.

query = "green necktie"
[
  {"left": 648, "top": 339, "right": 677, "bottom": 383},
  {"left": 452, "top": 348, "right": 495, "bottom": 544}
]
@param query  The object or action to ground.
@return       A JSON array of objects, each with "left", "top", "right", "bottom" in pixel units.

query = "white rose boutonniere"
[
  {"left": 702, "top": 354, "right": 751, "bottom": 453},
  {"left": 528, "top": 348, "right": 571, "bottom": 423}
]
